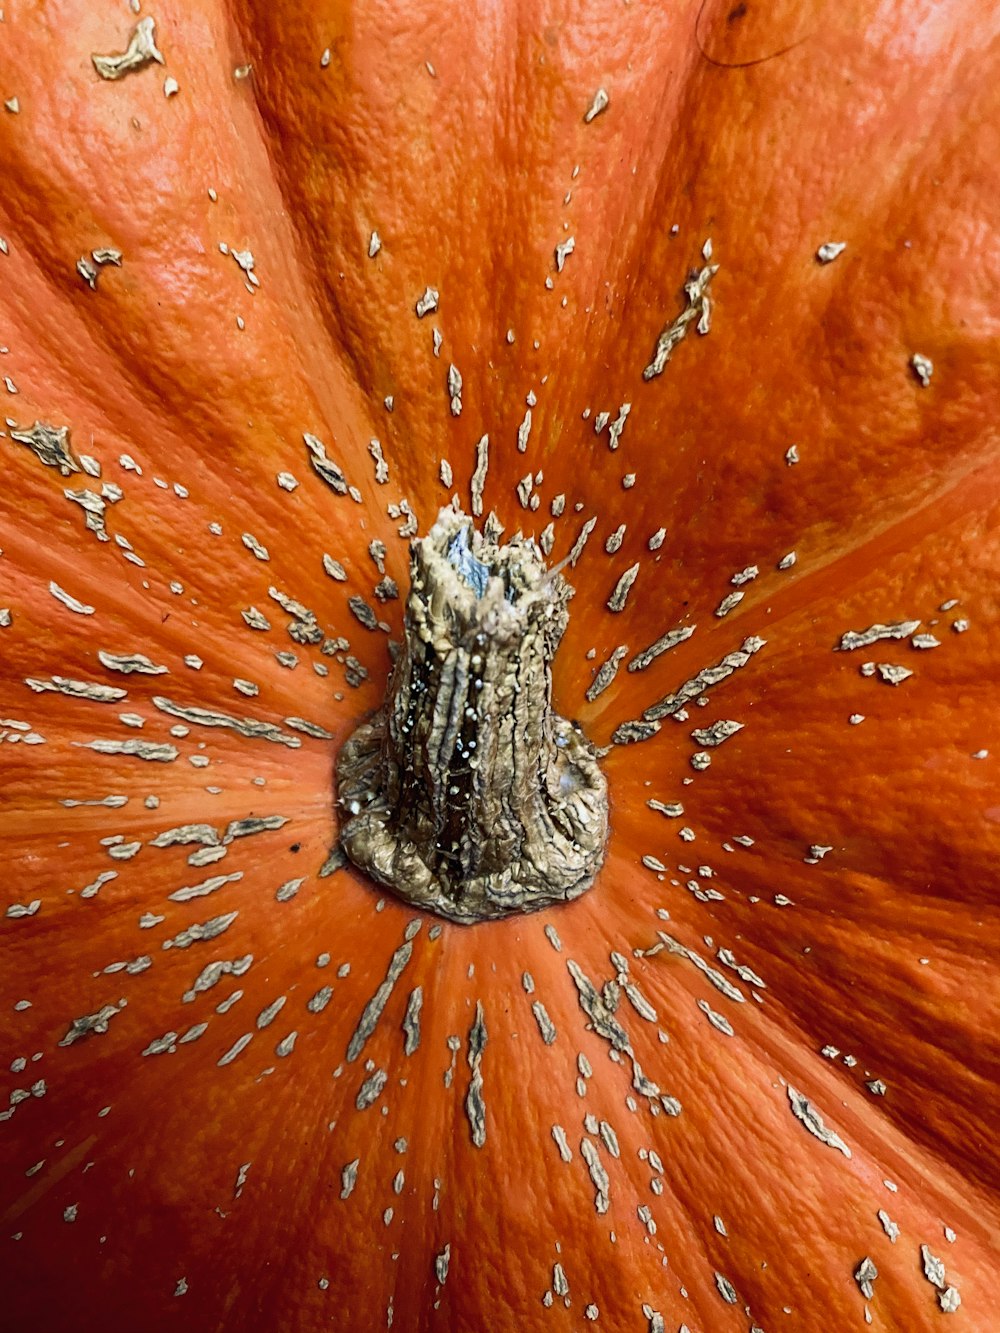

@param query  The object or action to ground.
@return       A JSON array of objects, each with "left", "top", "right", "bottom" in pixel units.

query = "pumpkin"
[{"left": 1, "top": 1, "right": 997, "bottom": 1329}]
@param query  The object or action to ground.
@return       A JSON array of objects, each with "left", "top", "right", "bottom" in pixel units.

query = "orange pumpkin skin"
[{"left": 1, "top": 2, "right": 998, "bottom": 1331}]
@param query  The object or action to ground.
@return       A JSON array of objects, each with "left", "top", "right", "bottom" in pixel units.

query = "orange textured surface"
[{"left": 1, "top": 2, "right": 998, "bottom": 1331}]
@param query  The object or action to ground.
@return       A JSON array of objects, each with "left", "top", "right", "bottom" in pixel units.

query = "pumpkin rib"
[
  {"left": 5, "top": 831, "right": 997, "bottom": 1333},
  {"left": 582, "top": 446, "right": 1000, "bottom": 733},
  {"left": 0, "top": 5, "right": 415, "bottom": 532},
  {"left": 599, "top": 504, "right": 1000, "bottom": 1192}
]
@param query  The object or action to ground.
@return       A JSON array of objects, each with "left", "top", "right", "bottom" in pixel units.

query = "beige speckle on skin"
[
  {"left": 911, "top": 352, "right": 933, "bottom": 387},
  {"left": 447, "top": 364, "right": 463, "bottom": 417},
  {"left": 584, "top": 88, "right": 609, "bottom": 122},
  {"left": 92, "top": 17, "right": 164, "bottom": 80},
  {"left": 555, "top": 236, "right": 575, "bottom": 273},
  {"left": 816, "top": 241, "right": 846, "bottom": 264}
]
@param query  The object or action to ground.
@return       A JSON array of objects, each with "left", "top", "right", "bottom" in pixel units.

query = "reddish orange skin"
[{"left": 1, "top": 3, "right": 998, "bottom": 1331}]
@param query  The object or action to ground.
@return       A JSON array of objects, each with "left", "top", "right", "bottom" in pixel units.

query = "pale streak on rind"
[
  {"left": 152, "top": 697, "right": 301, "bottom": 748},
  {"left": 837, "top": 620, "right": 921, "bottom": 651},
  {"left": 76, "top": 738, "right": 177, "bottom": 761},
  {"left": 346, "top": 925, "right": 420, "bottom": 1062},
  {"left": 642, "top": 636, "right": 766, "bottom": 723},
  {"left": 585, "top": 646, "right": 628, "bottom": 702},
  {"left": 402, "top": 987, "right": 423, "bottom": 1055},
  {"left": 49, "top": 582, "right": 94, "bottom": 616},
  {"left": 607, "top": 563, "right": 640, "bottom": 613},
  {"left": 464, "top": 1001, "right": 488, "bottom": 1147},
  {"left": 470, "top": 435, "right": 489, "bottom": 517},
  {"left": 642, "top": 243, "right": 718, "bottom": 380},
  {"left": 98, "top": 650, "right": 168, "bottom": 675},
  {"left": 26, "top": 676, "right": 125, "bottom": 703},
  {"left": 786, "top": 1085, "right": 852, "bottom": 1158}
]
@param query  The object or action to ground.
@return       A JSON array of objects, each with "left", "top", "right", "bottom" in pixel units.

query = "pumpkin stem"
[{"left": 337, "top": 506, "right": 608, "bottom": 923}]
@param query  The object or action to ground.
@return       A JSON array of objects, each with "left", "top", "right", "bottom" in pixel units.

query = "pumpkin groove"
[{"left": 1, "top": 1, "right": 999, "bottom": 1330}]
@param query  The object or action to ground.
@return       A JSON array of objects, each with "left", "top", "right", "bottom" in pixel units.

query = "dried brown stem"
[{"left": 337, "top": 507, "right": 608, "bottom": 923}]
